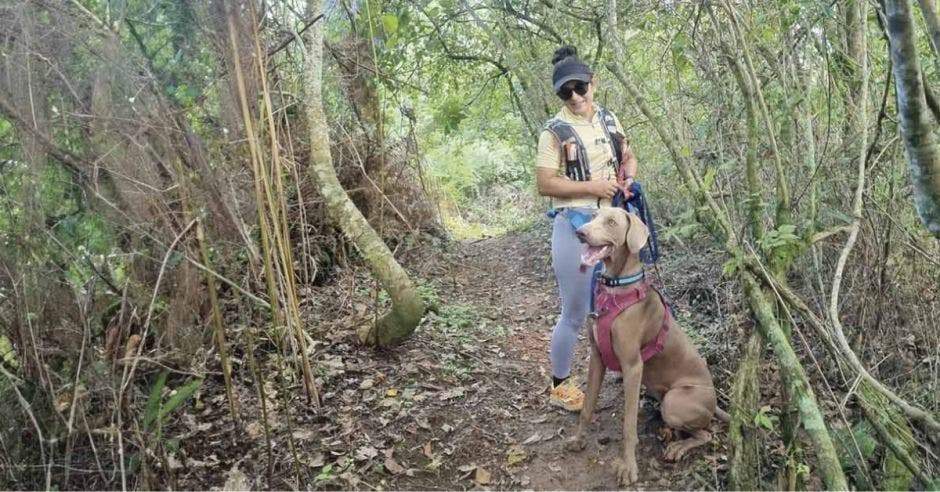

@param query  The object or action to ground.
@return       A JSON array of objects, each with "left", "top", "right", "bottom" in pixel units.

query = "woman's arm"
[{"left": 537, "top": 168, "right": 618, "bottom": 199}]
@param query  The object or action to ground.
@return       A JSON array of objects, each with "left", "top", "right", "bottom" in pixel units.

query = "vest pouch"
[{"left": 563, "top": 140, "right": 587, "bottom": 181}]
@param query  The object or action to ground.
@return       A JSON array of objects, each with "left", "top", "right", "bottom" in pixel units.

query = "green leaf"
[
  {"left": 702, "top": 167, "right": 717, "bottom": 193},
  {"left": 0, "top": 336, "right": 18, "bottom": 368},
  {"left": 167, "top": 251, "right": 184, "bottom": 269},
  {"left": 144, "top": 371, "right": 168, "bottom": 430},
  {"left": 315, "top": 463, "right": 334, "bottom": 482},
  {"left": 157, "top": 378, "right": 202, "bottom": 423},
  {"left": 721, "top": 258, "right": 739, "bottom": 277},
  {"left": 754, "top": 408, "right": 774, "bottom": 430},
  {"left": 382, "top": 14, "right": 399, "bottom": 35}
]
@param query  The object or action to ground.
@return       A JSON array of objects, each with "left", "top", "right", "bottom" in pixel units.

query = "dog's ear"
[{"left": 624, "top": 212, "right": 649, "bottom": 254}]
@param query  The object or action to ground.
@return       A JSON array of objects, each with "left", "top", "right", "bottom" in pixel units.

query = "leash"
[
  {"left": 613, "top": 181, "right": 675, "bottom": 317},
  {"left": 612, "top": 181, "right": 659, "bottom": 264}
]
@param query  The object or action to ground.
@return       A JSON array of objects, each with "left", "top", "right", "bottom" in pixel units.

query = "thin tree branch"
[{"left": 0, "top": 91, "right": 88, "bottom": 181}]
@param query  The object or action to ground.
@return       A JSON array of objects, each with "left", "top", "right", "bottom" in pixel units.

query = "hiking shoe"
[{"left": 549, "top": 379, "right": 583, "bottom": 412}]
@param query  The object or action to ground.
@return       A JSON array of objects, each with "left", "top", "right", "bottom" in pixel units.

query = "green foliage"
[
  {"left": 0, "top": 336, "right": 17, "bottom": 369},
  {"left": 435, "top": 303, "right": 479, "bottom": 332},
  {"left": 416, "top": 282, "right": 440, "bottom": 309},
  {"left": 315, "top": 463, "right": 335, "bottom": 482},
  {"left": 432, "top": 97, "right": 468, "bottom": 135},
  {"left": 423, "top": 130, "right": 535, "bottom": 238},
  {"left": 754, "top": 405, "right": 775, "bottom": 431},
  {"left": 662, "top": 207, "right": 704, "bottom": 242},
  {"left": 833, "top": 420, "right": 877, "bottom": 470},
  {"left": 143, "top": 370, "right": 203, "bottom": 432},
  {"left": 758, "top": 224, "right": 802, "bottom": 255}
]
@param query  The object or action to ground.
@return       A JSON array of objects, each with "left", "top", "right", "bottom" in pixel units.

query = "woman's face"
[{"left": 561, "top": 78, "right": 595, "bottom": 118}]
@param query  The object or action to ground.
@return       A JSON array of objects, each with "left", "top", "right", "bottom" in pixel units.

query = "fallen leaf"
[
  {"left": 360, "top": 379, "right": 374, "bottom": 390},
  {"left": 354, "top": 446, "right": 379, "bottom": 461},
  {"left": 245, "top": 421, "right": 261, "bottom": 438},
  {"left": 123, "top": 335, "right": 141, "bottom": 362},
  {"left": 292, "top": 429, "right": 316, "bottom": 441},
  {"left": 522, "top": 432, "right": 541, "bottom": 445},
  {"left": 506, "top": 445, "right": 526, "bottom": 466},
  {"left": 475, "top": 466, "right": 491, "bottom": 485},
  {"left": 307, "top": 451, "right": 325, "bottom": 468},
  {"left": 457, "top": 464, "right": 477, "bottom": 473},
  {"left": 439, "top": 387, "right": 465, "bottom": 400},
  {"left": 384, "top": 456, "right": 405, "bottom": 475},
  {"left": 167, "top": 455, "right": 184, "bottom": 470},
  {"left": 422, "top": 442, "right": 433, "bottom": 459},
  {"left": 441, "top": 423, "right": 454, "bottom": 433},
  {"left": 222, "top": 465, "right": 250, "bottom": 491},
  {"left": 416, "top": 417, "right": 431, "bottom": 430},
  {"left": 386, "top": 388, "right": 399, "bottom": 398}
]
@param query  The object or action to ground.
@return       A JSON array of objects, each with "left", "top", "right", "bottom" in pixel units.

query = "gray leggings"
[{"left": 550, "top": 209, "right": 595, "bottom": 379}]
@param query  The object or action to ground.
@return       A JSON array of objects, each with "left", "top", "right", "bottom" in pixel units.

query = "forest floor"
[{"left": 173, "top": 219, "right": 748, "bottom": 491}]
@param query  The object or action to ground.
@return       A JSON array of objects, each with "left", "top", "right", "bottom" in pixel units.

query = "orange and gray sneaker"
[{"left": 549, "top": 379, "right": 583, "bottom": 412}]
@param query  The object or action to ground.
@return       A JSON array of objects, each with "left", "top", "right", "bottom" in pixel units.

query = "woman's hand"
[{"left": 586, "top": 180, "right": 620, "bottom": 199}]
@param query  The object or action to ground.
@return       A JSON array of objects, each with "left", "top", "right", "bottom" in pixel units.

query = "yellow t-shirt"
[{"left": 537, "top": 104, "right": 625, "bottom": 209}]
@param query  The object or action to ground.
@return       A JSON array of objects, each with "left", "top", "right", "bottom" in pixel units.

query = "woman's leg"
[{"left": 550, "top": 211, "right": 595, "bottom": 380}]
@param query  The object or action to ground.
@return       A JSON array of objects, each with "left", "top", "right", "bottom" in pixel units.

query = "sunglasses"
[{"left": 557, "top": 80, "right": 590, "bottom": 100}]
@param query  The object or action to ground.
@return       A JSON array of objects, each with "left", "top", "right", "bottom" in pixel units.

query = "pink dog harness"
[{"left": 591, "top": 281, "right": 671, "bottom": 372}]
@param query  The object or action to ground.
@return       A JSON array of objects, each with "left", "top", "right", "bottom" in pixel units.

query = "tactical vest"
[{"left": 544, "top": 107, "right": 626, "bottom": 181}]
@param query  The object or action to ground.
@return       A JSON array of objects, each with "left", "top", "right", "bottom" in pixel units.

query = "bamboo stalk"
[{"left": 247, "top": 0, "right": 319, "bottom": 408}]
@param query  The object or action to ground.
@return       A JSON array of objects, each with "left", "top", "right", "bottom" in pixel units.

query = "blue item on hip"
[{"left": 545, "top": 208, "right": 594, "bottom": 230}]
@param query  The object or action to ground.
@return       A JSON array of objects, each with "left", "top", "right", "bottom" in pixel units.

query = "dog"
[{"left": 566, "top": 207, "right": 726, "bottom": 486}]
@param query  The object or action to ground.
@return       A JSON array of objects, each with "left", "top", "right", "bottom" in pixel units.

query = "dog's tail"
[{"left": 714, "top": 407, "right": 731, "bottom": 423}]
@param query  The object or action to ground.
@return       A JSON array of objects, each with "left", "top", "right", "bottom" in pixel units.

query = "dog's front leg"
[
  {"left": 567, "top": 343, "right": 605, "bottom": 451},
  {"left": 616, "top": 359, "right": 643, "bottom": 486}
]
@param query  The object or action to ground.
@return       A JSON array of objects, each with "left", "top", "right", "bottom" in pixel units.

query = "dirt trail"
[
  {"left": 421, "top": 225, "right": 731, "bottom": 490},
  {"left": 173, "top": 222, "right": 733, "bottom": 490}
]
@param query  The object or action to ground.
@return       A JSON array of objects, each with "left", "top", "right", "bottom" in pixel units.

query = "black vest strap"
[{"left": 544, "top": 107, "right": 624, "bottom": 182}]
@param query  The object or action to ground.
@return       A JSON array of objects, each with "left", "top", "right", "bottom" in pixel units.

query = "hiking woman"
[{"left": 536, "top": 46, "right": 639, "bottom": 411}]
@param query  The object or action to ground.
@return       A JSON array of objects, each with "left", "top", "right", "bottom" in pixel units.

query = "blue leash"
[
  {"left": 612, "top": 181, "right": 674, "bottom": 317},
  {"left": 612, "top": 181, "right": 659, "bottom": 264}
]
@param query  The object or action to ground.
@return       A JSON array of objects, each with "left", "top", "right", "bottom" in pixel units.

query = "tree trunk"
[
  {"left": 741, "top": 272, "right": 849, "bottom": 491},
  {"left": 858, "top": 384, "right": 921, "bottom": 490},
  {"left": 917, "top": 0, "right": 940, "bottom": 67},
  {"left": 728, "top": 332, "right": 762, "bottom": 490},
  {"left": 885, "top": 0, "right": 940, "bottom": 237},
  {"left": 304, "top": 0, "right": 425, "bottom": 346}
]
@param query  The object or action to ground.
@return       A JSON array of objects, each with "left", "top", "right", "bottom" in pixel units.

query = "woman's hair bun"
[{"left": 552, "top": 45, "right": 578, "bottom": 65}]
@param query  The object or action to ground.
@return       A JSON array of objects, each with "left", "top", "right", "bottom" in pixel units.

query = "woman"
[{"left": 536, "top": 46, "right": 639, "bottom": 411}]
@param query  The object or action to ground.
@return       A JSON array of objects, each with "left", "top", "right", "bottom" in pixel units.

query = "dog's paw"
[
  {"left": 565, "top": 435, "right": 586, "bottom": 452},
  {"left": 614, "top": 457, "right": 639, "bottom": 486}
]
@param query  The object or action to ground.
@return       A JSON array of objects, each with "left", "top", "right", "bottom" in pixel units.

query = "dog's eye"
[{"left": 607, "top": 218, "right": 616, "bottom": 226}]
